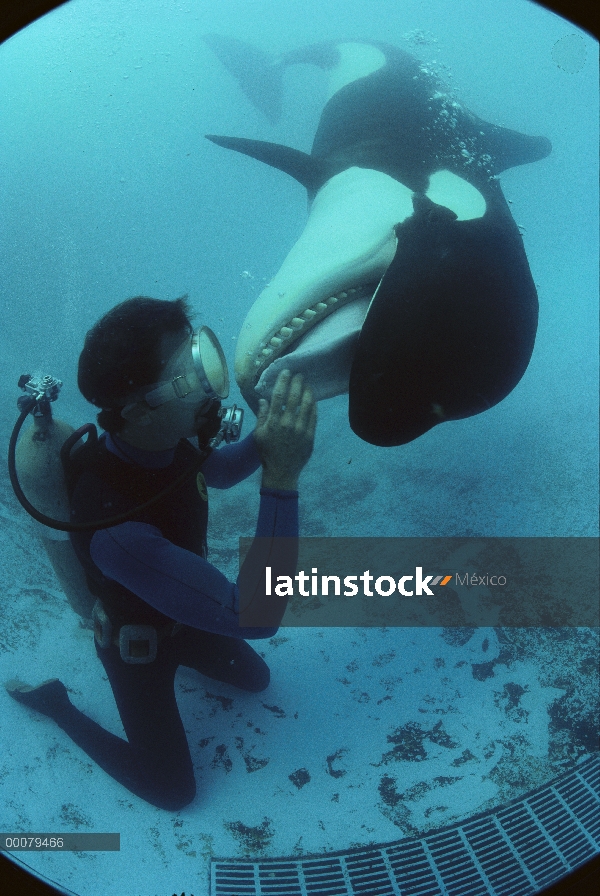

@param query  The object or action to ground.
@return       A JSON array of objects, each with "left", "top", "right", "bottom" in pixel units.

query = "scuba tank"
[
  {"left": 12, "top": 377, "right": 96, "bottom": 620},
  {"left": 8, "top": 372, "right": 244, "bottom": 621}
]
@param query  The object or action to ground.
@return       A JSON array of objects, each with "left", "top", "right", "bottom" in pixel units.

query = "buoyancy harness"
[{"left": 8, "top": 372, "right": 242, "bottom": 622}]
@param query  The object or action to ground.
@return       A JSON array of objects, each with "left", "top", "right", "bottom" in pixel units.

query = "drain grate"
[{"left": 211, "top": 753, "right": 600, "bottom": 896}]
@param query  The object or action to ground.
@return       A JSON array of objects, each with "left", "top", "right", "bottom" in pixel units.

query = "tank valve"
[{"left": 17, "top": 374, "right": 63, "bottom": 416}]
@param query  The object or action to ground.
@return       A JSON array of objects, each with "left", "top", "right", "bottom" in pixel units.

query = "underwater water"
[{"left": 0, "top": 1, "right": 597, "bottom": 895}]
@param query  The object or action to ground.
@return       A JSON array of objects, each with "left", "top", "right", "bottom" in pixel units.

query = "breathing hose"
[{"left": 8, "top": 396, "right": 209, "bottom": 533}]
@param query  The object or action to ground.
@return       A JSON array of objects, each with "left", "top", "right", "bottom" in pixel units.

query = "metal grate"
[{"left": 211, "top": 753, "right": 600, "bottom": 896}]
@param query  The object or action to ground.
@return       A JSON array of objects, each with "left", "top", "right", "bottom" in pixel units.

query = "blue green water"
[
  {"left": 0, "top": 0, "right": 597, "bottom": 537},
  {"left": 0, "top": 2, "right": 597, "bottom": 895}
]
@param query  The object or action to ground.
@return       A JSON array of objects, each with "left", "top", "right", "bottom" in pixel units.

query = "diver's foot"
[{"left": 5, "top": 678, "right": 71, "bottom": 717}]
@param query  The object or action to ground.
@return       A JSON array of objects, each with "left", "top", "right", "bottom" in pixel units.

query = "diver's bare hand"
[{"left": 253, "top": 369, "right": 317, "bottom": 490}]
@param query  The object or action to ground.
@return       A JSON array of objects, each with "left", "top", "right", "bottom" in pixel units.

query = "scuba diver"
[{"left": 5, "top": 295, "right": 317, "bottom": 810}]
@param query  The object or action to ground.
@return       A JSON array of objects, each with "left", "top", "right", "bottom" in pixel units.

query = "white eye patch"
[
  {"left": 425, "top": 170, "right": 486, "bottom": 220},
  {"left": 326, "top": 43, "right": 387, "bottom": 101}
]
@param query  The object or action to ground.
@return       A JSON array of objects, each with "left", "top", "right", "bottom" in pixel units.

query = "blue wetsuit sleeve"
[
  {"left": 202, "top": 431, "right": 261, "bottom": 488},
  {"left": 89, "top": 487, "right": 297, "bottom": 639}
]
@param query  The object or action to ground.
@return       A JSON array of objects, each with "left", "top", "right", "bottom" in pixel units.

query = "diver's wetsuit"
[{"left": 23, "top": 432, "right": 298, "bottom": 810}]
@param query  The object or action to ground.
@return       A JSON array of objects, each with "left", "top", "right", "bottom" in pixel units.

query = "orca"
[{"left": 211, "top": 38, "right": 550, "bottom": 445}]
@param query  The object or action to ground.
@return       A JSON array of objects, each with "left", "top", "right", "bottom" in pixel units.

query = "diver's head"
[{"left": 78, "top": 296, "right": 229, "bottom": 451}]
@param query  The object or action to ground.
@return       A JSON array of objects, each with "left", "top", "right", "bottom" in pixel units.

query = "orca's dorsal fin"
[{"left": 205, "top": 135, "right": 329, "bottom": 193}]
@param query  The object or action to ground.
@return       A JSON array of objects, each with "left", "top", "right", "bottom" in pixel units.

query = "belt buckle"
[
  {"left": 118, "top": 625, "right": 158, "bottom": 664},
  {"left": 92, "top": 600, "right": 112, "bottom": 649}
]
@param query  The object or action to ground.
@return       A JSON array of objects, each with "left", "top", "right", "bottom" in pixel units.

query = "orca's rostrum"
[{"left": 203, "top": 36, "right": 551, "bottom": 446}]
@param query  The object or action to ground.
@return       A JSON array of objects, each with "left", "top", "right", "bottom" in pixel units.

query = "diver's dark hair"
[{"left": 78, "top": 296, "right": 194, "bottom": 433}]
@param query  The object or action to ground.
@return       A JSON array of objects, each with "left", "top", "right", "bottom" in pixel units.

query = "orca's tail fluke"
[
  {"left": 205, "top": 135, "right": 331, "bottom": 194},
  {"left": 202, "top": 33, "right": 285, "bottom": 124}
]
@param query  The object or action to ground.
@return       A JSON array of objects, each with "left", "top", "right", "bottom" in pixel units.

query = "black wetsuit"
[{"left": 21, "top": 432, "right": 298, "bottom": 810}]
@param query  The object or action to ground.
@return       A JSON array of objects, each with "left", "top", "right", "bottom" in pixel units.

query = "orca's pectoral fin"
[
  {"left": 202, "top": 33, "right": 284, "bottom": 124},
  {"left": 205, "top": 135, "right": 329, "bottom": 193},
  {"left": 477, "top": 117, "right": 552, "bottom": 174}
]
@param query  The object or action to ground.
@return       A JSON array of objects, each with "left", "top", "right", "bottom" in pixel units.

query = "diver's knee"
[
  {"left": 248, "top": 664, "right": 270, "bottom": 692},
  {"left": 156, "top": 779, "right": 196, "bottom": 811}
]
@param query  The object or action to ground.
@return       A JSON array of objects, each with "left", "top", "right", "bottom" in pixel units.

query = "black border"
[
  {"left": 0, "top": 0, "right": 597, "bottom": 894},
  {"left": 0, "top": 0, "right": 598, "bottom": 46},
  {"left": 0, "top": 852, "right": 70, "bottom": 895}
]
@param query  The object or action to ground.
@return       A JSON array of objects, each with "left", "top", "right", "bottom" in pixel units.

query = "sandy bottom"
[{"left": 1, "top": 540, "right": 596, "bottom": 895}]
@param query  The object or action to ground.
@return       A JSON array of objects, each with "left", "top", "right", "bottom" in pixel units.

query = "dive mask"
[
  {"left": 144, "top": 326, "right": 229, "bottom": 408},
  {"left": 142, "top": 326, "right": 242, "bottom": 448}
]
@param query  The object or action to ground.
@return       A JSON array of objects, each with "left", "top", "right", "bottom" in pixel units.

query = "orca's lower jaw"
[
  {"left": 235, "top": 270, "right": 394, "bottom": 411},
  {"left": 234, "top": 167, "right": 414, "bottom": 411},
  {"left": 247, "top": 280, "right": 381, "bottom": 407}
]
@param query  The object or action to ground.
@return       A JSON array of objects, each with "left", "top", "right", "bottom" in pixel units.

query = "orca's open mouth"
[
  {"left": 233, "top": 168, "right": 414, "bottom": 411},
  {"left": 251, "top": 281, "right": 380, "bottom": 402}
]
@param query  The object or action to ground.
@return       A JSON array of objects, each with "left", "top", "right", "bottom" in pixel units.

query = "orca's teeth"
[{"left": 252, "top": 282, "right": 376, "bottom": 378}]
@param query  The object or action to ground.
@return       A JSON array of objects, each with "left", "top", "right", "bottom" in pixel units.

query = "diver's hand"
[{"left": 253, "top": 370, "right": 317, "bottom": 490}]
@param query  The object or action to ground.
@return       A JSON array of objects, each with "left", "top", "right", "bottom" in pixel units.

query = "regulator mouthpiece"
[{"left": 208, "top": 404, "right": 244, "bottom": 449}]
